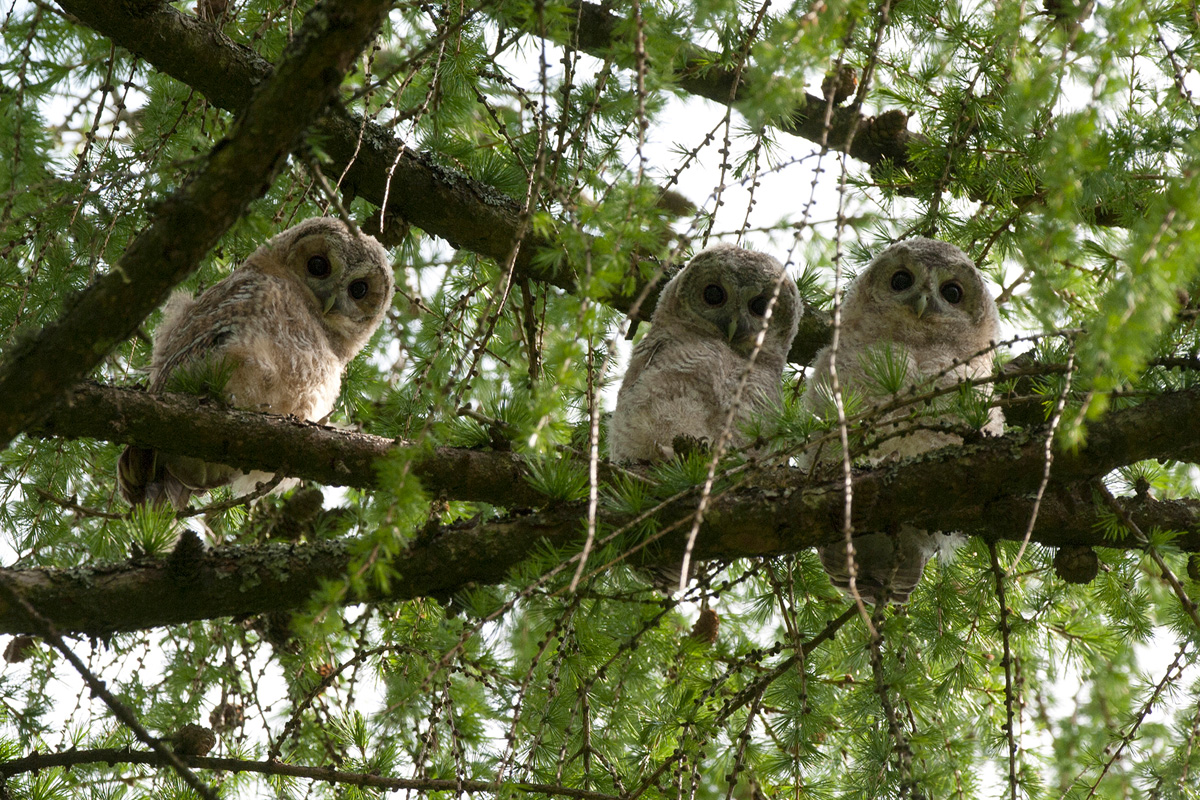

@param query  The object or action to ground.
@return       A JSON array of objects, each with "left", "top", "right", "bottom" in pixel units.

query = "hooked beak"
[
  {"left": 323, "top": 295, "right": 337, "bottom": 315},
  {"left": 726, "top": 318, "right": 739, "bottom": 343},
  {"left": 911, "top": 293, "right": 928, "bottom": 319}
]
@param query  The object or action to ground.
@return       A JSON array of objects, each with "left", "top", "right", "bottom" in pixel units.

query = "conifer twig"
[
  {"left": 1075, "top": 641, "right": 1192, "bottom": 800},
  {"left": 1096, "top": 484, "right": 1200, "bottom": 633},
  {"left": 0, "top": 747, "right": 623, "bottom": 800},
  {"left": 989, "top": 541, "right": 1020, "bottom": 800},
  {"left": 0, "top": 574, "right": 219, "bottom": 800}
]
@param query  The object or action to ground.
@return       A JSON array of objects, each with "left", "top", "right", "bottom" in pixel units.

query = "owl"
[
  {"left": 118, "top": 216, "right": 395, "bottom": 510},
  {"left": 610, "top": 244, "right": 802, "bottom": 464},
  {"left": 609, "top": 245, "right": 800, "bottom": 588},
  {"left": 803, "top": 237, "right": 1003, "bottom": 604}
]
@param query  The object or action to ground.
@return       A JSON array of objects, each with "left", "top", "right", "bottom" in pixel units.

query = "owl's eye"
[
  {"left": 702, "top": 284, "right": 726, "bottom": 306},
  {"left": 307, "top": 255, "right": 332, "bottom": 278},
  {"left": 890, "top": 270, "right": 914, "bottom": 291},
  {"left": 348, "top": 280, "right": 369, "bottom": 300},
  {"left": 940, "top": 282, "right": 963, "bottom": 304},
  {"left": 748, "top": 295, "right": 769, "bottom": 317}
]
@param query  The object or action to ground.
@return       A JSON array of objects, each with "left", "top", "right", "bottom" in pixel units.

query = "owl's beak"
[
  {"left": 911, "top": 293, "right": 928, "bottom": 319},
  {"left": 726, "top": 318, "right": 739, "bottom": 343},
  {"left": 323, "top": 295, "right": 337, "bottom": 315}
]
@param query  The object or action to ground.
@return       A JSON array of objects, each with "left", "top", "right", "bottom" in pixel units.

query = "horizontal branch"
[
  {"left": 0, "top": 747, "right": 621, "bottom": 800},
  {"left": 552, "top": 1, "right": 914, "bottom": 168},
  {"left": 34, "top": 383, "right": 549, "bottom": 508},
  {"left": 0, "top": 0, "right": 389, "bottom": 449},
  {"left": 49, "top": 0, "right": 833, "bottom": 362},
  {"left": 34, "top": 379, "right": 1200, "bottom": 508},
  {"left": 11, "top": 383, "right": 1200, "bottom": 635},
  {"left": 507, "top": 2, "right": 1139, "bottom": 229}
]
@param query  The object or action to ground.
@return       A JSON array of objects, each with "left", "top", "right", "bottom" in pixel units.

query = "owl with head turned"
[
  {"left": 610, "top": 243, "right": 802, "bottom": 465},
  {"left": 118, "top": 216, "right": 395, "bottom": 510},
  {"left": 803, "top": 236, "right": 1003, "bottom": 604}
]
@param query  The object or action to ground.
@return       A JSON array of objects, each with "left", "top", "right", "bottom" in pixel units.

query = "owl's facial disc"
[
  {"left": 885, "top": 264, "right": 969, "bottom": 321},
  {"left": 326, "top": 267, "right": 388, "bottom": 327},
  {"left": 726, "top": 287, "right": 781, "bottom": 355}
]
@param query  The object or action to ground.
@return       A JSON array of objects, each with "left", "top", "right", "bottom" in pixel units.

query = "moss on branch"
[{"left": 10, "top": 382, "right": 1200, "bottom": 636}]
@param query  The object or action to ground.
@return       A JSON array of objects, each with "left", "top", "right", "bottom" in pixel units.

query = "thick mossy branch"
[
  {"left": 49, "top": 0, "right": 833, "bottom": 361},
  {"left": 0, "top": 475, "right": 1194, "bottom": 637},
  {"left": 35, "top": 382, "right": 1200, "bottom": 504},
  {"left": 34, "top": 383, "right": 550, "bottom": 508},
  {"left": 46, "top": 0, "right": 576, "bottom": 297},
  {"left": 0, "top": 0, "right": 392, "bottom": 449},
  {"left": 10, "top": 382, "right": 1200, "bottom": 635}
]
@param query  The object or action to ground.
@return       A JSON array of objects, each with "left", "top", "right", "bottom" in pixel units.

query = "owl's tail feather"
[
  {"left": 117, "top": 445, "right": 156, "bottom": 507},
  {"left": 817, "top": 528, "right": 944, "bottom": 605},
  {"left": 118, "top": 447, "right": 226, "bottom": 511}
]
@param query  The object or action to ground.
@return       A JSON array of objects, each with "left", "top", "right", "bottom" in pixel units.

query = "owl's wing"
[
  {"left": 121, "top": 273, "right": 281, "bottom": 509},
  {"left": 149, "top": 273, "right": 274, "bottom": 394},
  {"left": 611, "top": 354, "right": 728, "bottom": 461}
]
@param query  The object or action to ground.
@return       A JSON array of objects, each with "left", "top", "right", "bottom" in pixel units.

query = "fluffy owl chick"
[
  {"left": 610, "top": 244, "right": 801, "bottom": 464},
  {"left": 609, "top": 245, "right": 800, "bottom": 589},
  {"left": 118, "top": 217, "right": 395, "bottom": 510},
  {"left": 804, "top": 237, "right": 1002, "bottom": 604}
]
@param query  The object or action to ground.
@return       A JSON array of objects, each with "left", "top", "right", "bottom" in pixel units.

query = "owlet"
[
  {"left": 803, "top": 237, "right": 1003, "bottom": 604},
  {"left": 609, "top": 245, "right": 801, "bottom": 587},
  {"left": 118, "top": 216, "right": 395, "bottom": 509},
  {"left": 610, "top": 244, "right": 802, "bottom": 463}
]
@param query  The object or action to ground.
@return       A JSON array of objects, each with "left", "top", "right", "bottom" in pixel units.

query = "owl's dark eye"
[
  {"left": 307, "top": 255, "right": 332, "bottom": 278},
  {"left": 890, "top": 270, "right": 914, "bottom": 291},
  {"left": 940, "top": 282, "right": 963, "bottom": 304},
  {"left": 348, "top": 280, "right": 369, "bottom": 300},
  {"left": 748, "top": 295, "right": 769, "bottom": 317},
  {"left": 702, "top": 284, "right": 726, "bottom": 306}
]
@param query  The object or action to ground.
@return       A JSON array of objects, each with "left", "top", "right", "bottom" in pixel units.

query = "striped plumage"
[{"left": 118, "top": 217, "right": 394, "bottom": 510}]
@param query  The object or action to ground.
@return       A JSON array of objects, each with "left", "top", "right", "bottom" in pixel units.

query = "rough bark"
[
  {"left": 34, "top": 383, "right": 553, "bottom": 508},
  {"left": 8, "top": 383, "right": 1200, "bottom": 635},
  {"left": 0, "top": 0, "right": 391, "bottom": 448},
  {"left": 0, "top": 748, "right": 621, "bottom": 800}
]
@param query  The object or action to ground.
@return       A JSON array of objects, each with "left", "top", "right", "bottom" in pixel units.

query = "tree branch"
[
  {"left": 34, "top": 381, "right": 1200, "bottom": 507},
  {"left": 511, "top": 2, "right": 1141, "bottom": 228},
  {"left": 0, "top": 747, "right": 622, "bottom": 800},
  {"left": 47, "top": 0, "right": 833, "bottom": 363},
  {"left": 0, "top": 0, "right": 391, "bottom": 449},
  {"left": 34, "top": 383, "right": 552, "bottom": 508},
  {"left": 10, "top": 383, "right": 1200, "bottom": 635},
  {"left": 533, "top": 1, "right": 914, "bottom": 168}
]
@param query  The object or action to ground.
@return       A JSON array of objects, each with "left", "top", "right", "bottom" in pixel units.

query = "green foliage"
[
  {"left": 2, "top": 0, "right": 1200, "bottom": 798},
  {"left": 524, "top": 454, "right": 589, "bottom": 502}
]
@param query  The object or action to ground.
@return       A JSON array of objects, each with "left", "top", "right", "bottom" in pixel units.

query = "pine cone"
[
  {"left": 1053, "top": 545, "right": 1099, "bottom": 584},
  {"left": 171, "top": 724, "right": 216, "bottom": 757},
  {"left": 3, "top": 635, "right": 37, "bottom": 664},
  {"left": 688, "top": 608, "right": 720, "bottom": 645},
  {"left": 821, "top": 66, "right": 858, "bottom": 105},
  {"left": 862, "top": 109, "right": 909, "bottom": 151}
]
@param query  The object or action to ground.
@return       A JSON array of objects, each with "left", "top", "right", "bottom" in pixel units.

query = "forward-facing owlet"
[
  {"left": 118, "top": 217, "right": 395, "bottom": 509},
  {"left": 610, "top": 244, "right": 802, "bottom": 464},
  {"left": 803, "top": 237, "right": 1003, "bottom": 604}
]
